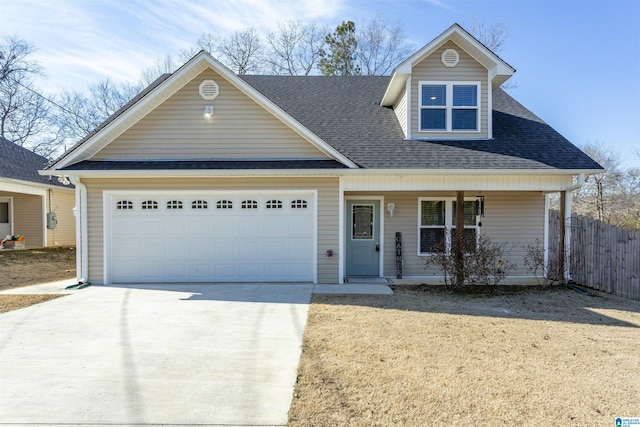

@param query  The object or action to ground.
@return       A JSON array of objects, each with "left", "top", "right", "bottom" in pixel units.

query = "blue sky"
[{"left": 2, "top": 0, "right": 639, "bottom": 167}]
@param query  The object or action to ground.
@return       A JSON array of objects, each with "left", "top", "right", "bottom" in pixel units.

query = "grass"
[
  {"left": 288, "top": 285, "right": 640, "bottom": 426},
  {"left": 0, "top": 247, "right": 75, "bottom": 290},
  {"left": 0, "top": 247, "right": 75, "bottom": 312}
]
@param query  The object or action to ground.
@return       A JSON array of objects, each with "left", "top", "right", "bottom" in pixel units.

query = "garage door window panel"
[
  {"left": 141, "top": 200, "right": 158, "bottom": 210},
  {"left": 116, "top": 200, "right": 134, "bottom": 210},
  {"left": 266, "top": 199, "right": 283, "bottom": 209},
  {"left": 217, "top": 200, "right": 233, "bottom": 209},
  {"left": 242, "top": 200, "right": 258, "bottom": 209},
  {"left": 291, "top": 199, "right": 308, "bottom": 209},
  {"left": 191, "top": 200, "right": 208, "bottom": 209},
  {"left": 167, "top": 200, "right": 183, "bottom": 210}
]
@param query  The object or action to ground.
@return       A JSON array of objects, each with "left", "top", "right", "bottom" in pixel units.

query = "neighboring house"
[
  {"left": 1, "top": 137, "right": 75, "bottom": 248},
  {"left": 43, "top": 24, "right": 602, "bottom": 285}
]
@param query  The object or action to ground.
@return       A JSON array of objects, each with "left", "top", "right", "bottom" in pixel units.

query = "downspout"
[
  {"left": 561, "top": 173, "right": 586, "bottom": 282},
  {"left": 69, "top": 176, "right": 89, "bottom": 284}
]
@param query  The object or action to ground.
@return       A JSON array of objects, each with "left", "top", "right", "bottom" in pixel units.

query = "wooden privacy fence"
[{"left": 549, "top": 210, "right": 640, "bottom": 300}]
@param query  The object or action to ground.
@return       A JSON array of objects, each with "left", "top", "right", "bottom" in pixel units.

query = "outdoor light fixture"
[
  {"left": 203, "top": 105, "right": 214, "bottom": 120},
  {"left": 387, "top": 202, "right": 396, "bottom": 218}
]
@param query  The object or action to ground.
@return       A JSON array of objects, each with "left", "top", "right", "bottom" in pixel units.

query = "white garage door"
[{"left": 106, "top": 191, "right": 316, "bottom": 283}]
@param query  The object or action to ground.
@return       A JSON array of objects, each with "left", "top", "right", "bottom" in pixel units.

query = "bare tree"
[
  {"left": 0, "top": 36, "right": 50, "bottom": 148},
  {"left": 356, "top": 15, "right": 411, "bottom": 76},
  {"left": 265, "top": 20, "right": 326, "bottom": 76},
  {"left": 213, "top": 27, "right": 264, "bottom": 75},
  {"left": 55, "top": 78, "right": 143, "bottom": 142},
  {"left": 467, "top": 18, "right": 508, "bottom": 53},
  {"left": 574, "top": 143, "right": 623, "bottom": 222},
  {"left": 139, "top": 54, "right": 180, "bottom": 86}
]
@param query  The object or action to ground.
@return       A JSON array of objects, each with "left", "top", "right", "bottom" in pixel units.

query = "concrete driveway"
[{"left": 0, "top": 282, "right": 313, "bottom": 426}]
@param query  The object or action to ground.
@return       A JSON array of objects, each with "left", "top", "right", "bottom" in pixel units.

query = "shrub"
[
  {"left": 523, "top": 240, "right": 559, "bottom": 286},
  {"left": 425, "top": 234, "right": 515, "bottom": 290}
]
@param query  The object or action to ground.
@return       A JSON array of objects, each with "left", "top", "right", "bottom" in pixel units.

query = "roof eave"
[{"left": 41, "top": 167, "right": 605, "bottom": 179}]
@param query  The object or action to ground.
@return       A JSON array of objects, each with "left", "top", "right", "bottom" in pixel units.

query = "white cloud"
[{"left": 1, "top": 0, "right": 348, "bottom": 91}]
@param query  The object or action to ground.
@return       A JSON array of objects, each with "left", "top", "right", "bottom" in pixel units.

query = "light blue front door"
[{"left": 346, "top": 200, "right": 380, "bottom": 276}]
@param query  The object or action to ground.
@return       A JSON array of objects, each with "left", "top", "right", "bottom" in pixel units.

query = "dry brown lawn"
[
  {"left": 0, "top": 247, "right": 75, "bottom": 312},
  {"left": 289, "top": 285, "right": 640, "bottom": 426}
]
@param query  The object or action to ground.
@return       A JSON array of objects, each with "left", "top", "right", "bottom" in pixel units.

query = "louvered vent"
[
  {"left": 199, "top": 80, "right": 219, "bottom": 100},
  {"left": 441, "top": 49, "right": 459, "bottom": 67}
]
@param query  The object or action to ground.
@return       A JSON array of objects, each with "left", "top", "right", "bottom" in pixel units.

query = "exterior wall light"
[
  {"left": 203, "top": 105, "right": 214, "bottom": 120},
  {"left": 387, "top": 202, "right": 395, "bottom": 217}
]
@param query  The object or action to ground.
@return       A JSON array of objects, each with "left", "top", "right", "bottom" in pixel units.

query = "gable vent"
[
  {"left": 441, "top": 48, "right": 459, "bottom": 67},
  {"left": 199, "top": 80, "right": 219, "bottom": 100}
]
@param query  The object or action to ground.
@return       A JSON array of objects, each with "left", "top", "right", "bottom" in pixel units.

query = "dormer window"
[{"left": 419, "top": 81, "right": 480, "bottom": 132}]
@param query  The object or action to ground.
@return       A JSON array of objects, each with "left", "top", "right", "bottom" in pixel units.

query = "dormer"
[{"left": 381, "top": 24, "right": 515, "bottom": 140}]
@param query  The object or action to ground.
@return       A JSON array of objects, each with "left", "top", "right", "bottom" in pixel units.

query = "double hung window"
[
  {"left": 420, "top": 81, "right": 480, "bottom": 132},
  {"left": 419, "top": 198, "right": 479, "bottom": 255}
]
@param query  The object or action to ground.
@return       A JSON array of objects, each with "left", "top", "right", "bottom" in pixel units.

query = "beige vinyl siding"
[
  {"left": 411, "top": 41, "right": 489, "bottom": 139},
  {"left": 480, "top": 192, "right": 546, "bottom": 276},
  {"left": 94, "top": 69, "right": 329, "bottom": 161},
  {"left": 45, "top": 189, "right": 76, "bottom": 246},
  {"left": 83, "top": 177, "right": 339, "bottom": 284},
  {"left": 393, "top": 89, "right": 408, "bottom": 137},
  {"left": 348, "top": 191, "right": 544, "bottom": 278},
  {"left": 0, "top": 192, "right": 43, "bottom": 247}
]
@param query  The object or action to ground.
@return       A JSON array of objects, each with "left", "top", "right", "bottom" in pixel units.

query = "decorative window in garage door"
[
  {"left": 167, "top": 200, "right": 183, "bottom": 210},
  {"left": 291, "top": 199, "right": 308, "bottom": 209},
  {"left": 141, "top": 200, "right": 158, "bottom": 210},
  {"left": 116, "top": 200, "right": 134, "bottom": 210},
  {"left": 216, "top": 200, "right": 233, "bottom": 209},
  {"left": 266, "top": 199, "right": 283, "bottom": 209},
  {"left": 191, "top": 200, "right": 208, "bottom": 209},
  {"left": 241, "top": 200, "right": 258, "bottom": 209}
]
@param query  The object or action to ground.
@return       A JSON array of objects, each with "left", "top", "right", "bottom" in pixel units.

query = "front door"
[
  {"left": 0, "top": 198, "right": 11, "bottom": 238},
  {"left": 346, "top": 200, "right": 380, "bottom": 276}
]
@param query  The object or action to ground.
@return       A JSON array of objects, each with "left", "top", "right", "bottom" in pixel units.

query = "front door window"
[{"left": 352, "top": 205, "right": 374, "bottom": 240}]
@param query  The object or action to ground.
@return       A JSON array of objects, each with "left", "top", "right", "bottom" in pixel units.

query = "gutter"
[
  {"left": 39, "top": 168, "right": 605, "bottom": 179},
  {"left": 68, "top": 176, "right": 89, "bottom": 284}
]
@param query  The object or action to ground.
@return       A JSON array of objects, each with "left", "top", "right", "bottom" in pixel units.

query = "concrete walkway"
[{"left": 0, "top": 283, "right": 313, "bottom": 426}]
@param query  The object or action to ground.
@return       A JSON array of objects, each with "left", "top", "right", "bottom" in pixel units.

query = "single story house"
[
  {"left": 1, "top": 137, "right": 75, "bottom": 248},
  {"left": 43, "top": 24, "right": 602, "bottom": 285}
]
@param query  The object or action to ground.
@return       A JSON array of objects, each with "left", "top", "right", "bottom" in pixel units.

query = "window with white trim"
[
  {"left": 419, "top": 198, "right": 479, "bottom": 255},
  {"left": 419, "top": 81, "right": 480, "bottom": 132}
]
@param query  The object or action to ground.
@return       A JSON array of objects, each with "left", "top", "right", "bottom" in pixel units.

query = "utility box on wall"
[{"left": 47, "top": 212, "right": 58, "bottom": 229}]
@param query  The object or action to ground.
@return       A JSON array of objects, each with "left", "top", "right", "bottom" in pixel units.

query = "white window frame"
[
  {"left": 418, "top": 81, "right": 481, "bottom": 133},
  {"left": 418, "top": 197, "right": 480, "bottom": 255}
]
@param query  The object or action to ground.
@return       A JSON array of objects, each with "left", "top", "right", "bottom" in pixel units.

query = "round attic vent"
[
  {"left": 441, "top": 48, "right": 459, "bottom": 67},
  {"left": 199, "top": 80, "right": 219, "bottom": 100}
]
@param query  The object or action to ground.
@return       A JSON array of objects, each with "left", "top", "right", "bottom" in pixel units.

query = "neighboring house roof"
[
  {"left": 242, "top": 75, "right": 602, "bottom": 171},
  {"left": 0, "top": 137, "right": 73, "bottom": 188}
]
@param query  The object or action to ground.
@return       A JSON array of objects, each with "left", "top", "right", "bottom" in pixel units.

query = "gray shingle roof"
[
  {"left": 241, "top": 75, "right": 602, "bottom": 171},
  {"left": 0, "top": 137, "right": 72, "bottom": 188},
  {"left": 54, "top": 71, "right": 602, "bottom": 173}
]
